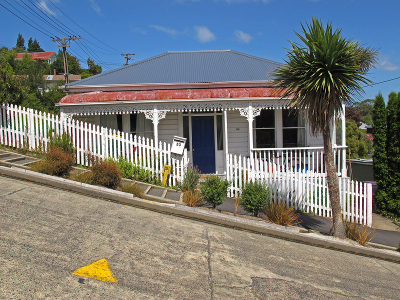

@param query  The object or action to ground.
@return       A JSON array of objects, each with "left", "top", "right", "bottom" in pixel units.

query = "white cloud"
[
  {"left": 130, "top": 26, "right": 147, "bottom": 35},
  {"left": 194, "top": 26, "right": 216, "bottom": 43},
  {"left": 37, "top": 0, "right": 57, "bottom": 16},
  {"left": 90, "top": 0, "right": 103, "bottom": 16},
  {"left": 377, "top": 55, "right": 400, "bottom": 71},
  {"left": 235, "top": 30, "right": 253, "bottom": 43},
  {"left": 150, "top": 25, "right": 179, "bottom": 36}
]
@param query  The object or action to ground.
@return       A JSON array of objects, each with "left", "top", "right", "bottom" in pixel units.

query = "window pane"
[
  {"left": 283, "top": 128, "right": 305, "bottom": 147},
  {"left": 130, "top": 113, "right": 153, "bottom": 138},
  {"left": 282, "top": 109, "right": 298, "bottom": 127},
  {"left": 254, "top": 129, "right": 275, "bottom": 148},
  {"left": 117, "top": 114, "right": 123, "bottom": 132},
  {"left": 130, "top": 114, "right": 137, "bottom": 132},
  {"left": 100, "top": 115, "right": 118, "bottom": 131},
  {"left": 255, "top": 109, "right": 275, "bottom": 128},
  {"left": 283, "top": 129, "right": 297, "bottom": 147},
  {"left": 217, "top": 115, "right": 223, "bottom": 150}
]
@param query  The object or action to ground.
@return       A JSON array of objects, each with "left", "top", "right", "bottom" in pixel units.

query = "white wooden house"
[{"left": 57, "top": 50, "right": 347, "bottom": 176}]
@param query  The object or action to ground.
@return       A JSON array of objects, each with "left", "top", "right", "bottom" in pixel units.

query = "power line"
[
  {"left": 368, "top": 76, "right": 400, "bottom": 87},
  {"left": 46, "top": 0, "right": 122, "bottom": 54},
  {"left": 18, "top": 0, "right": 71, "bottom": 38},
  {"left": 0, "top": 2, "right": 54, "bottom": 38}
]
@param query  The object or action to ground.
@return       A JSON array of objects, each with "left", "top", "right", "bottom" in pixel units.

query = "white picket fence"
[
  {"left": 226, "top": 153, "right": 373, "bottom": 226},
  {"left": 0, "top": 104, "right": 188, "bottom": 187}
]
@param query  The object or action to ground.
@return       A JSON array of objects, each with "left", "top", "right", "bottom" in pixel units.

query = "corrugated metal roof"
[{"left": 66, "top": 50, "right": 283, "bottom": 87}]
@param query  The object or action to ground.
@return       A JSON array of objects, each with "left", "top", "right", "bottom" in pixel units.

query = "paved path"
[{"left": 1, "top": 176, "right": 400, "bottom": 299}]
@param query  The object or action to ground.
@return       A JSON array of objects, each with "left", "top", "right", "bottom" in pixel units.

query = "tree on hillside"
[
  {"left": 373, "top": 93, "right": 388, "bottom": 212},
  {"left": 346, "top": 120, "right": 368, "bottom": 158},
  {"left": 87, "top": 58, "right": 102, "bottom": 75},
  {"left": 15, "top": 33, "right": 25, "bottom": 52},
  {"left": 355, "top": 99, "right": 374, "bottom": 124},
  {"left": 345, "top": 106, "right": 363, "bottom": 126},
  {"left": 51, "top": 50, "right": 82, "bottom": 75},
  {"left": 0, "top": 61, "right": 26, "bottom": 105},
  {"left": 27, "top": 38, "right": 44, "bottom": 52},
  {"left": 272, "top": 17, "right": 378, "bottom": 238},
  {"left": 386, "top": 92, "right": 400, "bottom": 215}
]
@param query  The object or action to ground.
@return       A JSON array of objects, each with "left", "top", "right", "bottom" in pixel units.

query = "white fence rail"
[
  {"left": 250, "top": 146, "right": 347, "bottom": 177},
  {"left": 226, "top": 153, "right": 373, "bottom": 226},
  {"left": 0, "top": 104, "right": 188, "bottom": 187}
]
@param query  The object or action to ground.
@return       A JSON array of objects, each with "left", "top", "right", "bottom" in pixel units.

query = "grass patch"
[{"left": 122, "top": 183, "right": 144, "bottom": 198}]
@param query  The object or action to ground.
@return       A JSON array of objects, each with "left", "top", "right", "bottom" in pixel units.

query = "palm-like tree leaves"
[{"left": 272, "top": 17, "right": 377, "bottom": 238}]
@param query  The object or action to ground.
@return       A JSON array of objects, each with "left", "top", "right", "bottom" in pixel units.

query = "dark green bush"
[
  {"left": 178, "top": 165, "right": 200, "bottom": 192},
  {"left": 30, "top": 146, "right": 75, "bottom": 177},
  {"left": 240, "top": 180, "right": 270, "bottom": 217},
  {"left": 200, "top": 176, "right": 230, "bottom": 208}
]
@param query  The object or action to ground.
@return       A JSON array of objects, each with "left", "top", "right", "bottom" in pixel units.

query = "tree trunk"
[{"left": 323, "top": 126, "right": 347, "bottom": 238}]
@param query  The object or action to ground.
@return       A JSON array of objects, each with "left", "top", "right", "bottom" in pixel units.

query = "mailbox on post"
[{"left": 171, "top": 136, "right": 187, "bottom": 155}]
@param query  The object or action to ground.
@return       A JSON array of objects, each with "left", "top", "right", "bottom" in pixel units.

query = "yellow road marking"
[{"left": 72, "top": 258, "right": 118, "bottom": 283}]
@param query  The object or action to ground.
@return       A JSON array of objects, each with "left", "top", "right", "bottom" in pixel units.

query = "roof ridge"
[{"left": 167, "top": 50, "right": 231, "bottom": 54}]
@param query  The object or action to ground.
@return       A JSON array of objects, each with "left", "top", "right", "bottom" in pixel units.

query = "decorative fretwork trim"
[{"left": 60, "top": 99, "right": 291, "bottom": 116}]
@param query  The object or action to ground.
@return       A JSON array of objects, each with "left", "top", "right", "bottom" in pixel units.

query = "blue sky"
[{"left": 1, "top": 0, "right": 399, "bottom": 101}]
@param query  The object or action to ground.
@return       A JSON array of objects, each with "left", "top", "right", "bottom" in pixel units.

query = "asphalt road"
[{"left": 1, "top": 175, "right": 400, "bottom": 299}]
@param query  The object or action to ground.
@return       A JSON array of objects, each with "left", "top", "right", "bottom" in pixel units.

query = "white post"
[
  {"left": 224, "top": 110, "right": 229, "bottom": 177},
  {"left": 248, "top": 102, "right": 253, "bottom": 154},
  {"left": 153, "top": 105, "right": 159, "bottom": 176},
  {"left": 341, "top": 104, "right": 347, "bottom": 177}
]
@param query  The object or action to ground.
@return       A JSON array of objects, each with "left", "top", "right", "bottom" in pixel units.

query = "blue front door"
[{"left": 192, "top": 116, "right": 215, "bottom": 174}]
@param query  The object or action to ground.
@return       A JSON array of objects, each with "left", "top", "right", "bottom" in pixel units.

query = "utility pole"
[
  {"left": 52, "top": 37, "right": 82, "bottom": 85},
  {"left": 121, "top": 53, "right": 135, "bottom": 65}
]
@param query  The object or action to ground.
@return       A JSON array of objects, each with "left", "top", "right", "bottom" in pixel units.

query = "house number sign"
[{"left": 171, "top": 136, "right": 187, "bottom": 155}]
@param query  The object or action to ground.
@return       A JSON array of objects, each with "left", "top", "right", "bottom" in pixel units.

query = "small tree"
[
  {"left": 240, "top": 181, "right": 270, "bottom": 217},
  {"left": 15, "top": 33, "right": 25, "bottom": 51},
  {"left": 201, "top": 176, "right": 230, "bottom": 208},
  {"left": 373, "top": 93, "right": 388, "bottom": 212},
  {"left": 27, "top": 38, "right": 44, "bottom": 52}
]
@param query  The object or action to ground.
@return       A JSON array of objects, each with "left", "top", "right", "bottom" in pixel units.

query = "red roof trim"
[
  {"left": 14, "top": 52, "right": 55, "bottom": 61},
  {"left": 59, "top": 87, "right": 283, "bottom": 104}
]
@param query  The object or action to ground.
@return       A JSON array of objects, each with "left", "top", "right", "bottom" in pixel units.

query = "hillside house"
[{"left": 57, "top": 50, "right": 347, "bottom": 175}]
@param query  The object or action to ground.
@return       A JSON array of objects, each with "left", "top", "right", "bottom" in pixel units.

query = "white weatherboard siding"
[
  {"left": 159, "top": 112, "right": 179, "bottom": 144},
  {"left": 227, "top": 110, "right": 249, "bottom": 156}
]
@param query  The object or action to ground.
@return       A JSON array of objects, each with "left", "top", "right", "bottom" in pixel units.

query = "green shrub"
[
  {"left": 30, "top": 146, "right": 75, "bottom": 177},
  {"left": 47, "top": 130, "right": 75, "bottom": 155},
  {"left": 263, "top": 201, "right": 300, "bottom": 226},
  {"left": 117, "top": 157, "right": 134, "bottom": 179},
  {"left": 200, "top": 176, "right": 230, "bottom": 208},
  {"left": 178, "top": 165, "right": 200, "bottom": 192},
  {"left": 240, "top": 180, "right": 270, "bottom": 217},
  {"left": 122, "top": 183, "right": 144, "bottom": 198}
]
